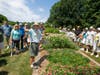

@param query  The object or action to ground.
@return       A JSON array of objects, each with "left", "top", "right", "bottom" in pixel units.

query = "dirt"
[{"left": 32, "top": 50, "right": 49, "bottom": 75}]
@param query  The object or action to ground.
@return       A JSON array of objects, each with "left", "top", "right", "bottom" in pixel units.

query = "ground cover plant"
[
  {"left": 44, "top": 49, "right": 100, "bottom": 75},
  {"left": 43, "top": 36, "right": 79, "bottom": 49}
]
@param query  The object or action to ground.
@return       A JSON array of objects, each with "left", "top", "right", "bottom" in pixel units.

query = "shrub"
[
  {"left": 43, "top": 36, "right": 79, "bottom": 49},
  {"left": 45, "top": 27, "right": 59, "bottom": 33}
]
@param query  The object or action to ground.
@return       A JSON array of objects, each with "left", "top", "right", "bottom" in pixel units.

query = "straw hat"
[
  {"left": 14, "top": 24, "right": 19, "bottom": 29},
  {"left": 25, "top": 23, "right": 28, "bottom": 26},
  {"left": 34, "top": 22, "right": 39, "bottom": 26}
]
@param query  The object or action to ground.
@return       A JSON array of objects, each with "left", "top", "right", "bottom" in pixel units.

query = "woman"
[{"left": 10, "top": 24, "right": 21, "bottom": 56}]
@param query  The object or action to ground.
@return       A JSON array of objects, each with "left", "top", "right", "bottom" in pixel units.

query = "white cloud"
[
  {"left": 0, "top": 0, "right": 44, "bottom": 22},
  {"left": 38, "top": 7, "right": 45, "bottom": 12}
]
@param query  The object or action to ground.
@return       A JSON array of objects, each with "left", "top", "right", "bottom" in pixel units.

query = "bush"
[
  {"left": 45, "top": 27, "right": 59, "bottom": 33},
  {"left": 43, "top": 36, "right": 78, "bottom": 49},
  {"left": 47, "top": 49, "right": 89, "bottom": 66}
]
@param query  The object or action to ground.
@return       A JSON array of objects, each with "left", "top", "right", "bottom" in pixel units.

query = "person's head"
[
  {"left": 14, "top": 24, "right": 19, "bottom": 30},
  {"left": 89, "top": 26, "right": 93, "bottom": 31},
  {"left": 3, "top": 21, "right": 8, "bottom": 25},
  {"left": 32, "top": 22, "right": 40, "bottom": 30},
  {"left": 72, "top": 28, "right": 75, "bottom": 31},
  {"left": 76, "top": 26, "right": 80, "bottom": 30},
  {"left": 85, "top": 27, "right": 88, "bottom": 31},
  {"left": 97, "top": 28, "right": 100, "bottom": 32},
  {"left": 25, "top": 23, "right": 30, "bottom": 29},
  {"left": 39, "top": 22, "right": 43, "bottom": 26},
  {"left": 19, "top": 22, "right": 24, "bottom": 28}
]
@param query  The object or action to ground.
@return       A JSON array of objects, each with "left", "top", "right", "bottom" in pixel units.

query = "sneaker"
[
  {"left": 85, "top": 49, "right": 89, "bottom": 53},
  {"left": 91, "top": 53, "right": 94, "bottom": 56},
  {"left": 33, "top": 65, "right": 39, "bottom": 69},
  {"left": 95, "top": 55, "right": 99, "bottom": 58},
  {"left": 30, "top": 64, "right": 34, "bottom": 68},
  {"left": 80, "top": 48, "right": 84, "bottom": 51}
]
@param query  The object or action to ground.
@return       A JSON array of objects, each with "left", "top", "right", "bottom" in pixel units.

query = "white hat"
[
  {"left": 85, "top": 27, "right": 88, "bottom": 30},
  {"left": 97, "top": 28, "right": 100, "bottom": 31},
  {"left": 90, "top": 26, "right": 93, "bottom": 29},
  {"left": 72, "top": 28, "right": 75, "bottom": 31}
]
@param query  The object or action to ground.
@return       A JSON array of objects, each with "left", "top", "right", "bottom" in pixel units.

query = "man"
[
  {"left": 28, "top": 22, "right": 42, "bottom": 69},
  {"left": 0, "top": 27, "right": 4, "bottom": 55},
  {"left": 19, "top": 23, "right": 25, "bottom": 51},
  {"left": 1, "top": 21, "right": 12, "bottom": 49}
]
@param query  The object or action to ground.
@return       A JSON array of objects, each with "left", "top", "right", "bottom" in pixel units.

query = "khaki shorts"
[{"left": 29, "top": 42, "right": 39, "bottom": 57}]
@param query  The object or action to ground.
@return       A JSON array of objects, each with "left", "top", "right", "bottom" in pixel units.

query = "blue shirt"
[
  {"left": 11, "top": 29, "right": 21, "bottom": 40},
  {"left": 28, "top": 28, "right": 42, "bottom": 43},
  {"left": 1, "top": 25, "right": 12, "bottom": 37},
  {"left": 19, "top": 27, "right": 25, "bottom": 36}
]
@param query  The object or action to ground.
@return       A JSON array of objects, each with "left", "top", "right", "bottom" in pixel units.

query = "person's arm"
[
  {"left": 9, "top": 30, "right": 13, "bottom": 44},
  {"left": 98, "top": 33, "right": 100, "bottom": 46}
]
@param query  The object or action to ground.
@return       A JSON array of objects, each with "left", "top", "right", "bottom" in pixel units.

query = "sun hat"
[
  {"left": 15, "top": 24, "right": 19, "bottom": 27},
  {"left": 90, "top": 26, "right": 93, "bottom": 29},
  {"left": 97, "top": 28, "right": 100, "bottom": 31},
  {"left": 34, "top": 22, "right": 39, "bottom": 26},
  {"left": 85, "top": 27, "right": 88, "bottom": 30},
  {"left": 25, "top": 23, "right": 28, "bottom": 25},
  {"left": 72, "top": 28, "right": 75, "bottom": 31}
]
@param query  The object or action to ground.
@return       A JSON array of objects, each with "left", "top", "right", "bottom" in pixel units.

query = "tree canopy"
[
  {"left": 47, "top": 0, "right": 100, "bottom": 28},
  {"left": 0, "top": 14, "right": 8, "bottom": 23}
]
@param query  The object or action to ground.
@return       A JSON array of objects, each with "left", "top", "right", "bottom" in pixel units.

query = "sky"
[{"left": 0, "top": 0, "right": 59, "bottom": 22}]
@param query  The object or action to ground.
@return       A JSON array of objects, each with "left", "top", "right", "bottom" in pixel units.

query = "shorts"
[
  {"left": 5, "top": 36, "right": 10, "bottom": 43},
  {"left": 29, "top": 42, "right": 39, "bottom": 57},
  {"left": 0, "top": 42, "right": 4, "bottom": 49}
]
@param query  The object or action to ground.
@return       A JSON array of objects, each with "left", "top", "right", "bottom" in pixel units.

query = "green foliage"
[
  {"left": 47, "top": 0, "right": 100, "bottom": 28},
  {"left": 44, "top": 49, "right": 100, "bottom": 75},
  {"left": 45, "top": 27, "right": 59, "bottom": 33},
  {"left": 8, "top": 21, "right": 16, "bottom": 26},
  {"left": 0, "top": 14, "right": 8, "bottom": 23},
  {"left": 43, "top": 36, "right": 78, "bottom": 49},
  {"left": 47, "top": 49, "right": 89, "bottom": 66}
]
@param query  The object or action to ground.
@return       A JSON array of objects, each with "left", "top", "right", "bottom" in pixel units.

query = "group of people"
[
  {"left": 0, "top": 21, "right": 45, "bottom": 69},
  {"left": 64, "top": 26, "right": 100, "bottom": 58}
]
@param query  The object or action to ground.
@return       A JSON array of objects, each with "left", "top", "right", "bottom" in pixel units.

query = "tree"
[
  {"left": 0, "top": 14, "right": 8, "bottom": 23},
  {"left": 47, "top": 0, "right": 100, "bottom": 28}
]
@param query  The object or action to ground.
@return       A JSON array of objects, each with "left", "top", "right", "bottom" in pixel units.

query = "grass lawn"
[{"left": 0, "top": 49, "right": 32, "bottom": 75}]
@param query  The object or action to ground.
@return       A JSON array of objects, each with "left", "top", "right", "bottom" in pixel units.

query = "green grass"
[
  {"left": 0, "top": 49, "right": 32, "bottom": 75},
  {"left": 47, "top": 49, "right": 90, "bottom": 66},
  {"left": 44, "top": 49, "right": 100, "bottom": 75},
  {"left": 82, "top": 51, "right": 100, "bottom": 63}
]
